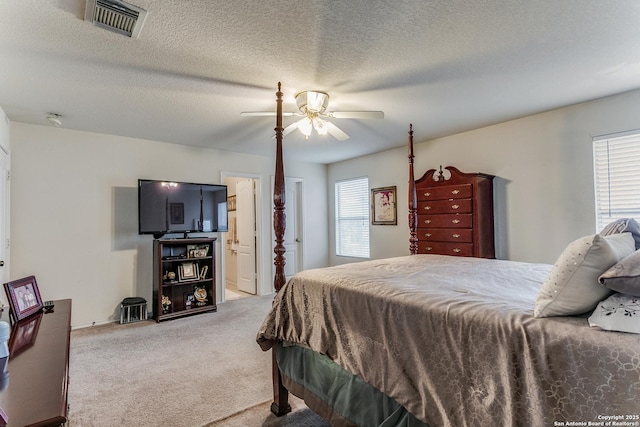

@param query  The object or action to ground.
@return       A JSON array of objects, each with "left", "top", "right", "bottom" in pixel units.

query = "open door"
[{"left": 236, "top": 179, "right": 256, "bottom": 294}]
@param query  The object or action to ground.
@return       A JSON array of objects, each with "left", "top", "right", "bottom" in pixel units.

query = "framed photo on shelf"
[
  {"left": 184, "top": 293, "right": 195, "bottom": 309},
  {"left": 178, "top": 262, "right": 199, "bottom": 282},
  {"left": 199, "top": 265, "right": 208, "bottom": 280},
  {"left": 3, "top": 275, "right": 44, "bottom": 321},
  {"left": 187, "top": 245, "right": 209, "bottom": 258},
  {"left": 371, "top": 186, "right": 397, "bottom": 225}
]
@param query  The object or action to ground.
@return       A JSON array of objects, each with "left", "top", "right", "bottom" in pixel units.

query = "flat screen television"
[{"left": 138, "top": 179, "right": 228, "bottom": 237}]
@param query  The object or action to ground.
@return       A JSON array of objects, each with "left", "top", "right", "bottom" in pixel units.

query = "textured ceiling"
[{"left": 1, "top": 1, "right": 640, "bottom": 164}]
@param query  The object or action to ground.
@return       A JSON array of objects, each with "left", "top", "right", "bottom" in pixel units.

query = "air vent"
[{"left": 85, "top": 0, "right": 148, "bottom": 38}]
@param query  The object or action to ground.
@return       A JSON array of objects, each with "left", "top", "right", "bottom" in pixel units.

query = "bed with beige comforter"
[{"left": 257, "top": 255, "right": 640, "bottom": 426}]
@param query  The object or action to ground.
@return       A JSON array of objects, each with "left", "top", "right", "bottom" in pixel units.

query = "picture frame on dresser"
[
  {"left": 371, "top": 186, "right": 397, "bottom": 225},
  {"left": 3, "top": 275, "right": 43, "bottom": 322}
]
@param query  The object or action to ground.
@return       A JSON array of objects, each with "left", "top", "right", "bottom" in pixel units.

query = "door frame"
[{"left": 220, "top": 172, "right": 263, "bottom": 302}]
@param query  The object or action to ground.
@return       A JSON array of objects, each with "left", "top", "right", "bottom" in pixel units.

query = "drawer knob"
[
  {"left": 453, "top": 248, "right": 461, "bottom": 253},
  {"left": 424, "top": 192, "right": 431, "bottom": 197},
  {"left": 425, "top": 219, "right": 432, "bottom": 224},
  {"left": 424, "top": 206, "right": 431, "bottom": 210},
  {"left": 426, "top": 247, "right": 433, "bottom": 251},
  {"left": 451, "top": 219, "right": 460, "bottom": 224},
  {"left": 452, "top": 233, "right": 460, "bottom": 239},
  {"left": 425, "top": 233, "right": 432, "bottom": 238},
  {"left": 451, "top": 204, "right": 460, "bottom": 210},
  {"left": 451, "top": 190, "right": 460, "bottom": 195}
]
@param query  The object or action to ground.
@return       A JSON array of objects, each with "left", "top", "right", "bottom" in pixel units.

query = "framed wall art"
[
  {"left": 3, "top": 275, "right": 44, "bottom": 321},
  {"left": 371, "top": 186, "right": 397, "bottom": 225}
]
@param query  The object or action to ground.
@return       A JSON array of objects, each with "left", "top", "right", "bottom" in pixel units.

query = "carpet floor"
[
  {"left": 67, "top": 294, "right": 325, "bottom": 427},
  {"left": 204, "top": 395, "right": 329, "bottom": 427}
]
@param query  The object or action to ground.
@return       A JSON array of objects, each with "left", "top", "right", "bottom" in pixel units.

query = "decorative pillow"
[
  {"left": 588, "top": 293, "right": 640, "bottom": 334},
  {"left": 598, "top": 249, "right": 640, "bottom": 296},
  {"left": 534, "top": 233, "right": 635, "bottom": 317},
  {"left": 600, "top": 218, "right": 640, "bottom": 249}
]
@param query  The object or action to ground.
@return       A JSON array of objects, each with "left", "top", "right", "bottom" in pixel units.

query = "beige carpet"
[
  {"left": 205, "top": 396, "right": 329, "bottom": 427},
  {"left": 67, "top": 294, "right": 327, "bottom": 427}
]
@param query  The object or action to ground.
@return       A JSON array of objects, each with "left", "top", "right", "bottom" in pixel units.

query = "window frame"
[
  {"left": 334, "top": 176, "right": 370, "bottom": 258},
  {"left": 593, "top": 129, "right": 640, "bottom": 232}
]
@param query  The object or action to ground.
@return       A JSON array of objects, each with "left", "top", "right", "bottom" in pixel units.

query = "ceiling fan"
[{"left": 240, "top": 91, "right": 384, "bottom": 141}]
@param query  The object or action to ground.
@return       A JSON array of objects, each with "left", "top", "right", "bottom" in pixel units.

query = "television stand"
[{"left": 153, "top": 237, "right": 217, "bottom": 321}]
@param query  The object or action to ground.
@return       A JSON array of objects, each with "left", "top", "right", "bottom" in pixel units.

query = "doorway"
[{"left": 223, "top": 175, "right": 259, "bottom": 301}]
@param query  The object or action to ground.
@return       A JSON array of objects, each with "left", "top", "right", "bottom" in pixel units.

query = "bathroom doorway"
[{"left": 223, "top": 175, "right": 259, "bottom": 301}]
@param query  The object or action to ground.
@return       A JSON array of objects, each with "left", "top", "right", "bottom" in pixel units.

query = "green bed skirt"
[{"left": 276, "top": 342, "right": 430, "bottom": 427}]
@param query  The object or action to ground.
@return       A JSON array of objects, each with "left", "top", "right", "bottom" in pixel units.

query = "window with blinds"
[
  {"left": 593, "top": 131, "right": 640, "bottom": 232},
  {"left": 335, "top": 177, "right": 370, "bottom": 258}
]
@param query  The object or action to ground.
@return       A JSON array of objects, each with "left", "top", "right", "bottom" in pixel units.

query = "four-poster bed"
[{"left": 261, "top": 84, "right": 640, "bottom": 426}]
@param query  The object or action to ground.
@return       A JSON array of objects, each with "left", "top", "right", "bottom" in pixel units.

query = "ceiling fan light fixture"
[
  {"left": 295, "top": 91, "right": 329, "bottom": 114},
  {"left": 298, "top": 117, "right": 313, "bottom": 137},
  {"left": 242, "top": 89, "right": 380, "bottom": 141},
  {"left": 313, "top": 118, "right": 328, "bottom": 135}
]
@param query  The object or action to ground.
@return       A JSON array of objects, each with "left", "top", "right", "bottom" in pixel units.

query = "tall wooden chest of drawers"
[{"left": 414, "top": 166, "right": 495, "bottom": 258}]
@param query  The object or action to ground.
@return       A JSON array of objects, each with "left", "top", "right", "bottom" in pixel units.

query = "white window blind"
[
  {"left": 593, "top": 131, "right": 640, "bottom": 231},
  {"left": 335, "top": 177, "right": 370, "bottom": 258}
]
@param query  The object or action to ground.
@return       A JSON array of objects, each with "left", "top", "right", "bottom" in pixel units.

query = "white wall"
[
  {"left": 10, "top": 123, "right": 328, "bottom": 328},
  {"left": 0, "top": 107, "right": 10, "bottom": 299},
  {"left": 329, "top": 89, "right": 640, "bottom": 265}
]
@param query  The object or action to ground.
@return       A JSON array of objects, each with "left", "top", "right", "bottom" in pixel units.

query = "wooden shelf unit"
[{"left": 153, "top": 237, "right": 217, "bottom": 322}]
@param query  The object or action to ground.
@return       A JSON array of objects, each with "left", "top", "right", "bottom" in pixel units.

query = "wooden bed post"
[
  {"left": 271, "top": 82, "right": 291, "bottom": 416},
  {"left": 408, "top": 124, "right": 418, "bottom": 255},
  {"left": 273, "top": 82, "right": 287, "bottom": 292}
]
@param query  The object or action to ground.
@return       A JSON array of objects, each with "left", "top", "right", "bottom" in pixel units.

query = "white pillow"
[
  {"left": 588, "top": 293, "right": 640, "bottom": 334},
  {"left": 534, "top": 233, "right": 635, "bottom": 317}
]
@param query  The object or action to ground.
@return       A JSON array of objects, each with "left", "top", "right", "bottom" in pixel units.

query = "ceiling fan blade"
[
  {"left": 283, "top": 121, "right": 301, "bottom": 137},
  {"left": 271, "top": 121, "right": 301, "bottom": 139},
  {"left": 241, "top": 111, "right": 298, "bottom": 117},
  {"left": 325, "top": 111, "right": 384, "bottom": 119},
  {"left": 326, "top": 122, "right": 350, "bottom": 141}
]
